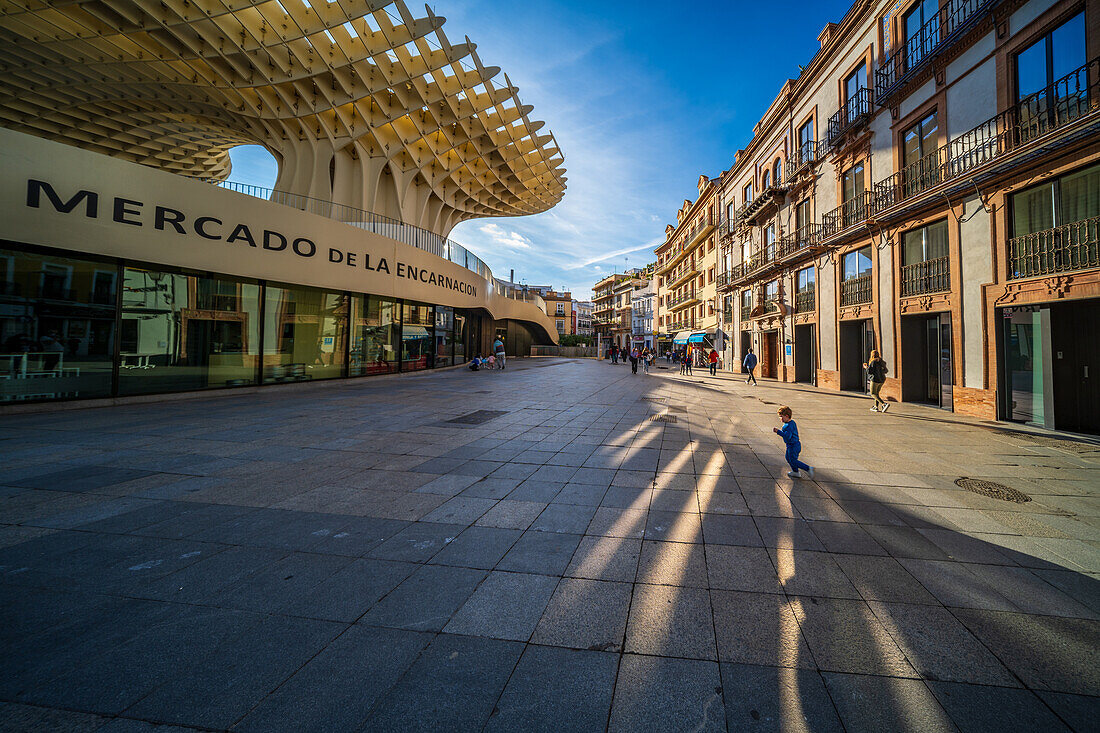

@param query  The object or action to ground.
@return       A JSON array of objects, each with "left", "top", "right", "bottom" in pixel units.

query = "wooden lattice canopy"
[{"left": 0, "top": 0, "right": 567, "bottom": 235}]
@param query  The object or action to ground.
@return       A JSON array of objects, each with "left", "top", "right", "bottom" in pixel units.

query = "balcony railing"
[
  {"left": 762, "top": 297, "right": 779, "bottom": 315},
  {"left": 900, "top": 256, "right": 950, "bottom": 296},
  {"left": 778, "top": 223, "right": 823, "bottom": 259},
  {"left": 1008, "top": 216, "right": 1100, "bottom": 280},
  {"left": 787, "top": 139, "right": 818, "bottom": 180},
  {"left": 876, "top": 57, "right": 1099, "bottom": 215},
  {"left": 876, "top": 0, "right": 993, "bottom": 104},
  {"left": 826, "top": 87, "right": 874, "bottom": 148},
  {"left": 740, "top": 186, "right": 788, "bottom": 226},
  {"left": 722, "top": 306, "right": 734, "bottom": 322},
  {"left": 839, "top": 274, "right": 873, "bottom": 306},
  {"left": 795, "top": 287, "right": 815, "bottom": 313},
  {"left": 668, "top": 288, "right": 699, "bottom": 309},
  {"left": 740, "top": 302, "right": 752, "bottom": 320},
  {"left": 823, "top": 191, "right": 874, "bottom": 238}
]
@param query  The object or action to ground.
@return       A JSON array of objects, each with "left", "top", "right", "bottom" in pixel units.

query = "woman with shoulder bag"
[{"left": 863, "top": 350, "right": 889, "bottom": 412}]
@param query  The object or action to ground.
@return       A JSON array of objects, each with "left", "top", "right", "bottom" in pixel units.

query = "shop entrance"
[
  {"left": 794, "top": 324, "right": 815, "bottom": 384},
  {"left": 839, "top": 319, "right": 874, "bottom": 392},
  {"left": 901, "top": 313, "right": 953, "bottom": 409},
  {"left": 1003, "top": 300, "right": 1099, "bottom": 434},
  {"left": 760, "top": 330, "right": 779, "bottom": 379}
]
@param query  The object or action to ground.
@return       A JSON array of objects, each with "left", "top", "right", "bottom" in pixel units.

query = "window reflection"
[
  {"left": 263, "top": 284, "right": 348, "bottom": 382},
  {"left": 1, "top": 248, "right": 116, "bottom": 401},
  {"left": 402, "top": 301, "right": 434, "bottom": 371},
  {"left": 119, "top": 268, "right": 260, "bottom": 394},
  {"left": 350, "top": 295, "right": 398, "bottom": 375},
  {"left": 435, "top": 306, "right": 454, "bottom": 367}
]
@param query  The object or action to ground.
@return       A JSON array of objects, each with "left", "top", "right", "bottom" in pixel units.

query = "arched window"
[
  {"left": 773, "top": 158, "right": 783, "bottom": 184},
  {"left": 761, "top": 170, "right": 771, "bottom": 189}
]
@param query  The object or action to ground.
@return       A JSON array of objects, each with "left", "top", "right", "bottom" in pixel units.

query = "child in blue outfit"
[{"left": 773, "top": 405, "right": 814, "bottom": 480}]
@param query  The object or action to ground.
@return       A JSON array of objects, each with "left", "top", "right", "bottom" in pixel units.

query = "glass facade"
[
  {"left": 350, "top": 295, "right": 399, "bottom": 376},
  {"left": 263, "top": 284, "right": 348, "bottom": 383},
  {"left": 1, "top": 247, "right": 116, "bottom": 401},
  {"left": 0, "top": 243, "right": 498, "bottom": 404},
  {"left": 119, "top": 267, "right": 261, "bottom": 394}
]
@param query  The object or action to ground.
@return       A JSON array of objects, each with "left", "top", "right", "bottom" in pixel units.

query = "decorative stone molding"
[
  {"left": 839, "top": 302, "right": 873, "bottom": 320},
  {"left": 898, "top": 292, "right": 951, "bottom": 313}
]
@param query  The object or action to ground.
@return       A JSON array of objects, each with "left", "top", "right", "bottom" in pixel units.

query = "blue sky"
[{"left": 229, "top": 0, "right": 852, "bottom": 299}]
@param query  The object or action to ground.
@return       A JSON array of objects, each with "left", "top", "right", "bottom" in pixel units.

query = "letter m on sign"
[{"left": 27, "top": 179, "right": 98, "bottom": 217}]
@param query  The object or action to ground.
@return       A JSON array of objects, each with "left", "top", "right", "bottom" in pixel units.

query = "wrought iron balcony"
[
  {"left": 667, "top": 261, "right": 700, "bottom": 289},
  {"left": 900, "top": 256, "right": 950, "bottom": 296},
  {"left": 839, "top": 274, "right": 873, "bottom": 306},
  {"left": 876, "top": 0, "right": 995, "bottom": 105},
  {"left": 822, "top": 192, "right": 874, "bottom": 238},
  {"left": 722, "top": 305, "right": 734, "bottom": 322},
  {"left": 1008, "top": 215, "right": 1099, "bottom": 280},
  {"left": 826, "top": 87, "right": 874, "bottom": 148},
  {"left": 740, "top": 302, "right": 752, "bottom": 321},
  {"left": 786, "top": 139, "right": 818, "bottom": 181},
  {"left": 778, "top": 223, "right": 823, "bottom": 259},
  {"left": 719, "top": 263, "right": 746, "bottom": 290},
  {"left": 668, "top": 288, "right": 699, "bottom": 310},
  {"left": 795, "top": 287, "right": 816, "bottom": 313},
  {"left": 740, "top": 186, "right": 788, "bottom": 226},
  {"left": 875, "top": 57, "right": 1100, "bottom": 216},
  {"left": 762, "top": 297, "right": 779, "bottom": 315}
]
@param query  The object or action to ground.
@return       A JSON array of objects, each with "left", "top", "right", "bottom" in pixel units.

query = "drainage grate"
[
  {"left": 650, "top": 414, "right": 678, "bottom": 423},
  {"left": 667, "top": 405, "right": 686, "bottom": 413},
  {"left": 955, "top": 477, "right": 1032, "bottom": 503},
  {"left": 447, "top": 410, "right": 508, "bottom": 425}
]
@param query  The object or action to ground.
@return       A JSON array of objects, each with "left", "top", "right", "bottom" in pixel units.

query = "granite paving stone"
[
  {"left": 822, "top": 673, "right": 956, "bottom": 732},
  {"left": 565, "top": 535, "right": 641, "bottom": 582},
  {"left": 442, "top": 570, "right": 559, "bottom": 640},
  {"left": 720, "top": 663, "right": 843, "bottom": 733},
  {"left": 365, "top": 633, "right": 527, "bottom": 731},
  {"left": 624, "top": 584, "right": 716, "bottom": 660},
  {"left": 609, "top": 655, "right": 725, "bottom": 733},
  {"left": 531, "top": 577, "right": 632, "bottom": 651}
]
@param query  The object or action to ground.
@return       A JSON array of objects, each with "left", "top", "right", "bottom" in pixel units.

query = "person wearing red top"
[{"left": 708, "top": 348, "right": 719, "bottom": 376}]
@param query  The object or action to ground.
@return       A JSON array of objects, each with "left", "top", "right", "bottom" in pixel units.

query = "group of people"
[
  {"left": 666, "top": 346, "right": 720, "bottom": 376},
  {"left": 606, "top": 344, "right": 656, "bottom": 375},
  {"left": 467, "top": 337, "right": 508, "bottom": 372}
]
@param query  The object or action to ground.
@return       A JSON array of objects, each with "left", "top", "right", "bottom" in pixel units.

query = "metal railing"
[
  {"left": 839, "top": 273, "right": 873, "bottom": 306},
  {"left": 795, "top": 287, "right": 815, "bottom": 313},
  {"left": 900, "top": 256, "right": 950, "bottom": 296},
  {"left": 787, "top": 139, "right": 818, "bottom": 180},
  {"left": 762, "top": 297, "right": 779, "bottom": 314},
  {"left": 212, "top": 181, "right": 494, "bottom": 283},
  {"left": 778, "top": 223, "right": 822, "bottom": 259},
  {"left": 823, "top": 191, "right": 874, "bottom": 237},
  {"left": 875, "top": 57, "right": 1099, "bottom": 215},
  {"left": 668, "top": 288, "right": 698, "bottom": 309},
  {"left": 876, "top": 0, "right": 993, "bottom": 103},
  {"left": 1008, "top": 216, "right": 1100, "bottom": 280},
  {"left": 827, "top": 87, "right": 874, "bottom": 147},
  {"left": 740, "top": 301, "right": 752, "bottom": 320}
]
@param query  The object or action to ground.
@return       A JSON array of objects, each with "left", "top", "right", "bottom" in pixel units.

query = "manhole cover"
[
  {"left": 955, "top": 477, "right": 1032, "bottom": 503},
  {"left": 650, "top": 414, "right": 678, "bottom": 423},
  {"left": 994, "top": 431, "right": 1100, "bottom": 454},
  {"left": 447, "top": 410, "right": 508, "bottom": 425}
]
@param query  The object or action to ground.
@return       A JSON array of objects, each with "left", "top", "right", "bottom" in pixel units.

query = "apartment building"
[
  {"left": 574, "top": 301, "right": 594, "bottom": 336},
  {"left": 542, "top": 290, "right": 573, "bottom": 336},
  {"left": 632, "top": 281, "right": 656, "bottom": 350},
  {"left": 655, "top": 175, "right": 722, "bottom": 355},
  {"left": 711, "top": 0, "right": 1098, "bottom": 433}
]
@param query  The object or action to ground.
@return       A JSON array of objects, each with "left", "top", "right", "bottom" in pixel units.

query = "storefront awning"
[
  {"left": 672, "top": 330, "right": 691, "bottom": 345},
  {"left": 688, "top": 331, "right": 714, "bottom": 344},
  {"left": 401, "top": 326, "right": 431, "bottom": 339}
]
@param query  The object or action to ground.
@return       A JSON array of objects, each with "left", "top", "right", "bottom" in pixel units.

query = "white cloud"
[{"left": 479, "top": 222, "right": 531, "bottom": 250}]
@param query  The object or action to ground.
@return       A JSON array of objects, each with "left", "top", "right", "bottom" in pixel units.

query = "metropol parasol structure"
[{"left": 0, "top": 0, "right": 567, "bottom": 237}]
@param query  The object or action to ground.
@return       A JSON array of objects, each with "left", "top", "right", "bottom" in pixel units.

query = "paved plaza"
[{"left": 1, "top": 358, "right": 1098, "bottom": 732}]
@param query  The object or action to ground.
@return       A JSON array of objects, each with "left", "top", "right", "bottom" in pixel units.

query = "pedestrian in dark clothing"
[
  {"left": 684, "top": 350, "right": 693, "bottom": 376},
  {"left": 708, "top": 348, "right": 719, "bottom": 376},
  {"left": 773, "top": 405, "right": 814, "bottom": 480},
  {"left": 629, "top": 347, "right": 639, "bottom": 374},
  {"left": 864, "top": 350, "right": 889, "bottom": 412},
  {"left": 743, "top": 348, "right": 758, "bottom": 385}
]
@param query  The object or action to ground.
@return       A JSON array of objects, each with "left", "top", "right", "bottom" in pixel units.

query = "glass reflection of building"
[{"left": 1, "top": 245, "right": 486, "bottom": 404}]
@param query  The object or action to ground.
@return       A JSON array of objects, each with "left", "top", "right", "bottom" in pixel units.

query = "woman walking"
[
  {"left": 864, "top": 350, "right": 889, "bottom": 412},
  {"left": 743, "top": 348, "right": 758, "bottom": 385}
]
